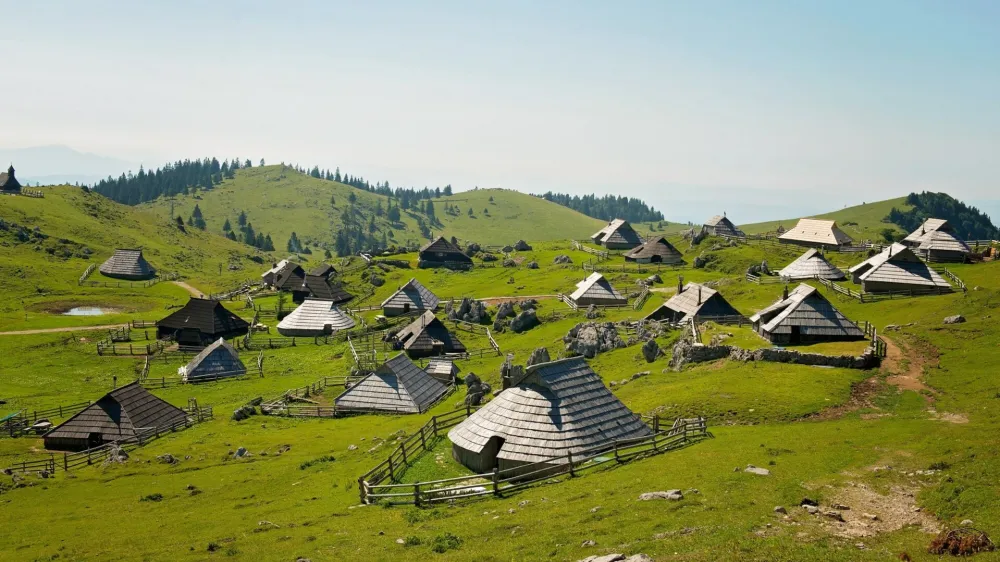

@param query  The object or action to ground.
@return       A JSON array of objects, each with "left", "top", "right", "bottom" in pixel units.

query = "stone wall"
[{"left": 670, "top": 337, "right": 878, "bottom": 371}]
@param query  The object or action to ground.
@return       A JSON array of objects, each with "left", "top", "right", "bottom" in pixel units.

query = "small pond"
[{"left": 62, "top": 307, "right": 108, "bottom": 316}]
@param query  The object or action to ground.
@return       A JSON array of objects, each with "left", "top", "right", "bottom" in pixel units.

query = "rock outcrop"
[
  {"left": 563, "top": 322, "right": 625, "bottom": 359},
  {"left": 446, "top": 297, "right": 488, "bottom": 324}
]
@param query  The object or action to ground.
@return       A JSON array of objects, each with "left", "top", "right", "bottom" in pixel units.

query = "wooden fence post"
[
  {"left": 492, "top": 467, "right": 500, "bottom": 496},
  {"left": 388, "top": 456, "right": 395, "bottom": 482},
  {"left": 358, "top": 477, "right": 367, "bottom": 504},
  {"left": 431, "top": 416, "right": 438, "bottom": 438},
  {"left": 614, "top": 441, "right": 620, "bottom": 463},
  {"left": 413, "top": 484, "right": 421, "bottom": 507},
  {"left": 567, "top": 451, "right": 575, "bottom": 477}
]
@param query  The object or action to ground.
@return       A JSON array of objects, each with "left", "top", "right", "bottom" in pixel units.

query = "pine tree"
[
  {"left": 387, "top": 205, "right": 401, "bottom": 223},
  {"left": 222, "top": 218, "right": 232, "bottom": 232},
  {"left": 238, "top": 210, "right": 247, "bottom": 228}
]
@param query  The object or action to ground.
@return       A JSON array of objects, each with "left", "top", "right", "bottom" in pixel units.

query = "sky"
[{"left": 2, "top": 0, "right": 999, "bottom": 223}]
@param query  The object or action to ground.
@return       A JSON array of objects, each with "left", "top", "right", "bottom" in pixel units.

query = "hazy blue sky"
[{"left": 3, "top": 1, "right": 998, "bottom": 222}]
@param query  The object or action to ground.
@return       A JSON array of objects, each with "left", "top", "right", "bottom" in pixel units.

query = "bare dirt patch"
[
  {"left": 805, "top": 376, "right": 884, "bottom": 421},
  {"left": 882, "top": 336, "right": 936, "bottom": 399},
  {"left": 928, "top": 410, "right": 969, "bottom": 424},
  {"left": 823, "top": 482, "right": 941, "bottom": 539}
]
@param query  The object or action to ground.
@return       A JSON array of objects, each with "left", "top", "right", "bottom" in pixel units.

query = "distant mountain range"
[{"left": 0, "top": 145, "right": 139, "bottom": 186}]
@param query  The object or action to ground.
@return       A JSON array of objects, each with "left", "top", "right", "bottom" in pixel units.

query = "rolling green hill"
[
  {"left": 139, "top": 166, "right": 605, "bottom": 250},
  {"left": 739, "top": 196, "right": 913, "bottom": 242}
]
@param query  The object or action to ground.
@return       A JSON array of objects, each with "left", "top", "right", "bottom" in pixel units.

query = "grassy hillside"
[
  {"left": 139, "top": 166, "right": 605, "bottom": 250},
  {"left": 740, "top": 196, "right": 913, "bottom": 242},
  {"left": 0, "top": 186, "right": 269, "bottom": 330}
]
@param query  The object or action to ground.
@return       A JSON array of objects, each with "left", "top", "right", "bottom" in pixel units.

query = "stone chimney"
[{"left": 783, "top": 284, "right": 789, "bottom": 301}]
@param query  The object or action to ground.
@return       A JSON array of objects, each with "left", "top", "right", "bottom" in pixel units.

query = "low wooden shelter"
[
  {"left": 848, "top": 243, "right": 952, "bottom": 294},
  {"left": 273, "top": 262, "right": 307, "bottom": 292},
  {"left": 0, "top": 164, "right": 21, "bottom": 194},
  {"left": 777, "top": 249, "right": 846, "bottom": 281},
  {"left": 645, "top": 280, "right": 741, "bottom": 323},
  {"left": 98, "top": 249, "right": 157, "bottom": 280},
  {"left": 568, "top": 272, "right": 627, "bottom": 308},
  {"left": 309, "top": 263, "right": 337, "bottom": 279},
  {"left": 392, "top": 311, "right": 466, "bottom": 358},
  {"left": 43, "top": 383, "right": 188, "bottom": 451},
  {"left": 276, "top": 298, "right": 355, "bottom": 337},
  {"left": 156, "top": 298, "right": 250, "bottom": 346},
  {"left": 261, "top": 259, "right": 292, "bottom": 286},
  {"left": 624, "top": 237, "right": 685, "bottom": 265},
  {"left": 703, "top": 214, "right": 744, "bottom": 237},
  {"left": 291, "top": 274, "right": 353, "bottom": 305},
  {"left": 448, "top": 357, "right": 652, "bottom": 475},
  {"left": 749, "top": 284, "right": 864, "bottom": 344},
  {"left": 418, "top": 237, "right": 473, "bottom": 268},
  {"left": 381, "top": 278, "right": 440, "bottom": 317},
  {"left": 424, "top": 357, "right": 458, "bottom": 384},
  {"left": 901, "top": 219, "right": 970, "bottom": 263},
  {"left": 334, "top": 354, "right": 449, "bottom": 414},
  {"left": 179, "top": 338, "right": 247, "bottom": 383},
  {"left": 779, "top": 219, "right": 853, "bottom": 249},
  {"left": 591, "top": 219, "right": 642, "bottom": 250}
]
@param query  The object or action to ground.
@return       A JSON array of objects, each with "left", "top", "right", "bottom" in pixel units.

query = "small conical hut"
[
  {"left": 179, "top": 338, "right": 247, "bottom": 382},
  {"left": 276, "top": 299, "right": 355, "bottom": 337},
  {"left": 334, "top": 354, "right": 449, "bottom": 414},
  {"left": 624, "top": 237, "right": 685, "bottom": 265},
  {"left": 99, "top": 249, "right": 157, "bottom": 280},
  {"left": 749, "top": 284, "right": 864, "bottom": 344},
  {"left": 778, "top": 249, "right": 846, "bottom": 281}
]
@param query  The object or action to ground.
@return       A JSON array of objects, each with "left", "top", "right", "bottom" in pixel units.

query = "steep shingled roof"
[
  {"left": 44, "top": 383, "right": 188, "bottom": 445},
  {"left": 393, "top": 311, "right": 466, "bottom": 355},
  {"left": 157, "top": 298, "right": 250, "bottom": 336},
  {"left": 624, "top": 237, "right": 685, "bottom": 264},
  {"left": 276, "top": 299, "right": 355, "bottom": 336},
  {"left": 778, "top": 249, "right": 846, "bottom": 281},
  {"left": 381, "top": 278, "right": 440, "bottom": 311},
  {"left": 448, "top": 357, "right": 652, "bottom": 465},
  {"left": 334, "top": 354, "right": 449, "bottom": 413},
  {"left": 569, "top": 272, "right": 626, "bottom": 304},
  {"left": 179, "top": 338, "right": 246, "bottom": 382},
  {"left": 779, "top": 219, "right": 853, "bottom": 247},
  {"left": 749, "top": 284, "right": 864, "bottom": 338},
  {"left": 99, "top": 249, "right": 157, "bottom": 280},
  {"left": 849, "top": 243, "right": 952, "bottom": 289},
  {"left": 591, "top": 219, "right": 643, "bottom": 247},
  {"left": 646, "top": 282, "right": 740, "bottom": 322},
  {"left": 419, "top": 237, "right": 473, "bottom": 263}
]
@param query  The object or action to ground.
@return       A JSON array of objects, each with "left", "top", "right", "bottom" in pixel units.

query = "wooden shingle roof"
[
  {"left": 394, "top": 311, "right": 466, "bottom": 354},
  {"left": 778, "top": 249, "right": 846, "bottom": 281},
  {"left": 749, "top": 284, "right": 864, "bottom": 338},
  {"left": 297, "top": 274, "right": 354, "bottom": 304},
  {"left": 779, "top": 219, "right": 853, "bottom": 246},
  {"left": 261, "top": 259, "right": 290, "bottom": 279},
  {"left": 849, "top": 244, "right": 951, "bottom": 289},
  {"left": 309, "top": 263, "right": 336, "bottom": 278},
  {"left": 419, "top": 237, "right": 473, "bottom": 262},
  {"left": 157, "top": 298, "right": 250, "bottom": 335},
  {"left": 624, "top": 237, "right": 685, "bottom": 264},
  {"left": 99, "top": 249, "right": 157, "bottom": 279},
  {"left": 704, "top": 215, "right": 744, "bottom": 236},
  {"left": 591, "top": 219, "right": 643, "bottom": 246},
  {"left": 569, "top": 273, "right": 626, "bottom": 303},
  {"left": 648, "top": 282, "right": 740, "bottom": 321},
  {"left": 276, "top": 299, "right": 355, "bottom": 336},
  {"left": 274, "top": 262, "right": 307, "bottom": 291},
  {"left": 45, "top": 383, "right": 188, "bottom": 444},
  {"left": 334, "top": 354, "right": 449, "bottom": 413},
  {"left": 903, "top": 219, "right": 970, "bottom": 255},
  {"left": 448, "top": 357, "right": 652, "bottom": 464},
  {"left": 381, "top": 278, "right": 440, "bottom": 311},
  {"left": 180, "top": 338, "right": 246, "bottom": 382},
  {"left": 902, "top": 218, "right": 950, "bottom": 244}
]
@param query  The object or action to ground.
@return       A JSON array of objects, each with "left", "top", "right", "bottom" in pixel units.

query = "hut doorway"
[
  {"left": 482, "top": 436, "right": 505, "bottom": 470},
  {"left": 403, "top": 303, "right": 411, "bottom": 314},
  {"left": 87, "top": 432, "right": 102, "bottom": 449},
  {"left": 790, "top": 326, "right": 801, "bottom": 344}
]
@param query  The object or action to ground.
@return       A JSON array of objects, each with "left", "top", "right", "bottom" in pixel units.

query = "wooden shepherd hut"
[
  {"left": 276, "top": 298, "right": 355, "bottom": 337},
  {"left": 156, "top": 298, "right": 250, "bottom": 346},
  {"left": 418, "top": 237, "right": 473, "bottom": 268},
  {"left": 273, "top": 262, "right": 307, "bottom": 292},
  {"left": 261, "top": 259, "right": 291, "bottom": 286},
  {"left": 779, "top": 219, "right": 853, "bottom": 249},
  {"left": 0, "top": 164, "right": 22, "bottom": 194},
  {"left": 901, "top": 219, "right": 970, "bottom": 263},
  {"left": 448, "top": 357, "right": 652, "bottom": 475},
  {"left": 777, "top": 249, "right": 846, "bottom": 281},
  {"left": 309, "top": 263, "right": 337, "bottom": 279},
  {"left": 392, "top": 311, "right": 466, "bottom": 358},
  {"left": 645, "top": 280, "right": 741, "bottom": 323},
  {"left": 703, "top": 214, "right": 744, "bottom": 237},
  {"left": 624, "top": 237, "right": 685, "bottom": 265},
  {"left": 568, "top": 272, "right": 627, "bottom": 308},
  {"left": 179, "top": 338, "right": 247, "bottom": 383},
  {"left": 334, "top": 354, "right": 449, "bottom": 414},
  {"left": 99, "top": 249, "right": 157, "bottom": 280},
  {"left": 43, "top": 382, "right": 188, "bottom": 451},
  {"left": 591, "top": 219, "right": 642, "bottom": 250},
  {"left": 381, "top": 278, "right": 440, "bottom": 317},
  {"left": 424, "top": 357, "right": 458, "bottom": 385},
  {"left": 847, "top": 243, "right": 952, "bottom": 294},
  {"left": 291, "top": 274, "right": 353, "bottom": 304},
  {"left": 749, "top": 284, "right": 864, "bottom": 344}
]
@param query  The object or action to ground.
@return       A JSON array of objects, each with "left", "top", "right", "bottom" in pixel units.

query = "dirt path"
[
  {"left": 881, "top": 336, "right": 935, "bottom": 399},
  {"left": 172, "top": 280, "right": 205, "bottom": 298},
  {"left": 0, "top": 323, "right": 128, "bottom": 336}
]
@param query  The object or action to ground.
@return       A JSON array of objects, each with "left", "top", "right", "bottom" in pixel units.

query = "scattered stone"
[
  {"left": 862, "top": 513, "right": 879, "bottom": 521},
  {"left": 553, "top": 254, "right": 573, "bottom": 265},
  {"left": 511, "top": 309, "right": 540, "bottom": 333},
  {"left": 514, "top": 240, "right": 532, "bottom": 251},
  {"left": 823, "top": 510, "right": 845, "bottom": 522},
  {"left": 645, "top": 274, "right": 662, "bottom": 285},
  {"left": 804, "top": 505, "right": 819, "bottom": 515},
  {"left": 631, "top": 371, "right": 650, "bottom": 381},
  {"left": 446, "top": 297, "right": 489, "bottom": 324},
  {"left": 641, "top": 339, "right": 660, "bottom": 363},
  {"left": 581, "top": 540, "right": 597, "bottom": 548},
  {"left": 774, "top": 506, "right": 787, "bottom": 514},
  {"left": 235, "top": 447, "right": 249, "bottom": 458},
  {"left": 832, "top": 503, "right": 850, "bottom": 511},
  {"left": 943, "top": 315, "right": 966, "bottom": 325},
  {"left": 503, "top": 258, "right": 517, "bottom": 268},
  {"left": 518, "top": 299, "right": 538, "bottom": 311},
  {"left": 526, "top": 347, "right": 551, "bottom": 367},
  {"left": 585, "top": 305, "right": 601, "bottom": 320},
  {"left": 347, "top": 445, "right": 357, "bottom": 451},
  {"left": 157, "top": 454, "right": 177, "bottom": 465},
  {"left": 564, "top": 322, "right": 625, "bottom": 359},
  {"left": 502, "top": 245, "right": 514, "bottom": 253},
  {"left": 525, "top": 261, "right": 539, "bottom": 270},
  {"left": 744, "top": 465, "right": 770, "bottom": 476},
  {"left": 368, "top": 272, "right": 385, "bottom": 287},
  {"left": 800, "top": 498, "right": 819, "bottom": 507},
  {"left": 638, "top": 490, "right": 683, "bottom": 501},
  {"left": 464, "top": 373, "right": 492, "bottom": 407},
  {"left": 396, "top": 538, "right": 405, "bottom": 545},
  {"left": 590, "top": 506, "right": 601, "bottom": 513},
  {"left": 961, "top": 519, "right": 974, "bottom": 526}
]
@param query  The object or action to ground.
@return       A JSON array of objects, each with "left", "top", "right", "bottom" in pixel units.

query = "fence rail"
[
  {"left": 77, "top": 272, "right": 178, "bottom": 289},
  {"left": 359, "top": 415, "right": 709, "bottom": 506},
  {"left": 571, "top": 240, "right": 610, "bottom": 261},
  {"left": 940, "top": 268, "right": 967, "bottom": 293},
  {"left": 19, "top": 188, "right": 45, "bottom": 198},
  {"left": 78, "top": 264, "right": 97, "bottom": 285},
  {"left": 862, "top": 321, "right": 888, "bottom": 358},
  {"left": 633, "top": 286, "right": 651, "bottom": 310}
]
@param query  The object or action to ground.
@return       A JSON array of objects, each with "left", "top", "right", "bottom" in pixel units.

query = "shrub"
[
  {"left": 928, "top": 528, "right": 994, "bottom": 555},
  {"left": 404, "top": 536, "right": 422, "bottom": 547},
  {"left": 207, "top": 542, "right": 221, "bottom": 552},
  {"left": 140, "top": 493, "right": 164, "bottom": 502},
  {"left": 299, "top": 455, "right": 336, "bottom": 470},
  {"left": 431, "top": 532, "right": 462, "bottom": 553}
]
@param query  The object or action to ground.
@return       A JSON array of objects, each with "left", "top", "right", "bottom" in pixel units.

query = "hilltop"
[
  {"left": 138, "top": 165, "right": 605, "bottom": 250},
  {"left": 739, "top": 196, "right": 913, "bottom": 242}
]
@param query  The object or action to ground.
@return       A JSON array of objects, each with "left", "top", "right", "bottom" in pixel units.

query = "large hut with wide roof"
[
  {"left": 391, "top": 311, "right": 466, "bottom": 358},
  {"left": 901, "top": 218, "right": 971, "bottom": 263},
  {"left": 591, "top": 219, "right": 642, "bottom": 250},
  {"left": 848, "top": 243, "right": 952, "bottom": 294},
  {"left": 703, "top": 214, "right": 744, "bottom": 238},
  {"left": 276, "top": 298, "right": 355, "bottom": 337},
  {"left": 779, "top": 219, "right": 853, "bottom": 249},
  {"left": 645, "top": 280, "right": 741, "bottom": 323},
  {"left": 381, "top": 278, "right": 440, "bottom": 317},
  {"left": 448, "top": 357, "right": 652, "bottom": 475},
  {"left": 778, "top": 249, "right": 846, "bottom": 281},
  {"left": 567, "top": 272, "right": 627, "bottom": 308},
  {"left": 334, "top": 354, "right": 450, "bottom": 414},
  {"left": 99, "top": 249, "right": 157, "bottom": 280},
  {"left": 418, "top": 237, "right": 473, "bottom": 269},
  {"left": 624, "top": 237, "right": 685, "bottom": 265},
  {"left": 43, "top": 382, "right": 189, "bottom": 451},
  {"left": 750, "top": 284, "right": 864, "bottom": 344},
  {"left": 156, "top": 297, "right": 250, "bottom": 346},
  {"left": 179, "top": 338, "right": 247, "bottom": 383}
]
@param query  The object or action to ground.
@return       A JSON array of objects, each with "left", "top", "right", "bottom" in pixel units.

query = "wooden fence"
[
  {"left": 78, "top": 264, "right": 97, "bottom": 285},
  {"left": 78, "top": 272, "right": 178, "bottom": 289},
  {"left": 583, "top": 260, "right": 682, "bottom": 274},
  {"left": 209, "top": 279, "right": 256, "bottom": 301},
  {"left": 359, "top": 415, "right": 709, "bottom": 506},
  {"left": 19, "top": 188, "right": 45, "bottom": 198},
  {"left": 633, "top": 286, "right": 651, "bottom": 310},
  {"left": 2, "top": 401, "right": 93, "bottom": 437},
  {"left": 940, "top": 268, "right": 967, "bottom": 292},
  {"left": 862, "top": 321, "right": 888, "bottom": 358},
  {"left": 572, "top": 240, "right": 610, "bottom": 261},
  {"left": 744, "top": 272, "right": 783, "bottom": 285}
]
